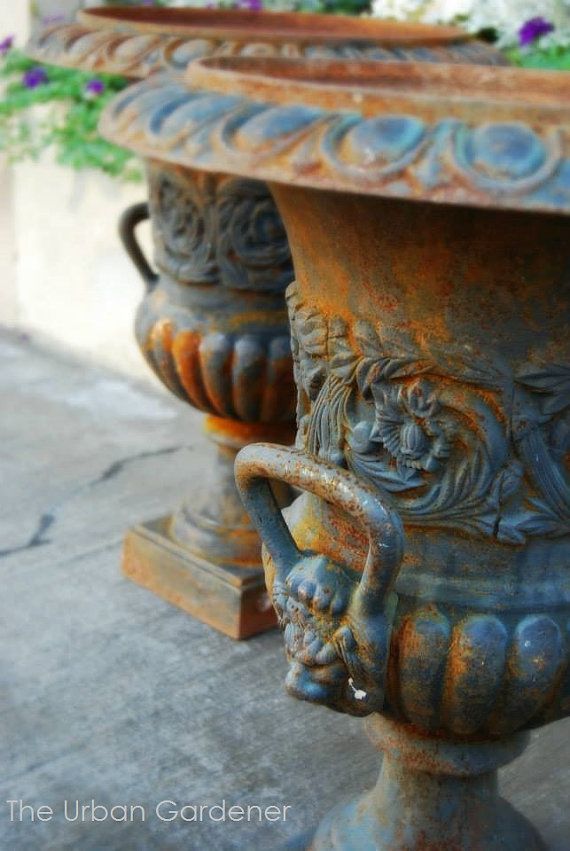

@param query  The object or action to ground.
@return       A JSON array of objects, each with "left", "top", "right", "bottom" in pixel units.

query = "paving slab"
[{"left": 0, "top": 330, "right": 569, "bottom": 850}]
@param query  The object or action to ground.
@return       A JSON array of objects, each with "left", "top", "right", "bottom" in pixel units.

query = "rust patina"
[
  {"left": 102, "top": 55, "right": 570, "bottom": 846},
  {"left": 28, "top": 7, "right": 504, "bottom": 75},
  {"left": 28, "top": 10, "right": 505, "bottom": 639}
]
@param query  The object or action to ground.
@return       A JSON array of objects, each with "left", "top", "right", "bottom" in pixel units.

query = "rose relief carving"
[{"left": 286, "top": 283, "right": 570, "bottom": 543}]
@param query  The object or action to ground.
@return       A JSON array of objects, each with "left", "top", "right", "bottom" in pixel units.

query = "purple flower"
[
  {"left": 518, "top": 17, "right": 555, "bottom": 46},
  {"left": 85, "top": 78, "right": 105, "bottom": 97},
  {"left": 235, "top": 0, "right": 263, "bottom": 10},
  {"left": 0, "top": 35, "right": 14, "bottom": 55},
  {"left": 22, "top": 66, "right": 48, "bottom": 89}
]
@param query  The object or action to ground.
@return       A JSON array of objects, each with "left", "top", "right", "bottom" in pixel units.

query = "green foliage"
[
  {"left": 0, "top": 48, "right": 142, "bottom": 181},
  {"left": 303, "top": 1, "right": 374, "bottom": 13},
  {"left": 292, "top": 0, "right": 371, "bottom": 14},
  {"left": 506, "top": 44, "right": 570, "bottom": 70}
]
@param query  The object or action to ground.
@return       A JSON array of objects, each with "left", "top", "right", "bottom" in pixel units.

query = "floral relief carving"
[
  {"left": 216, "top": 178, "right": 292, "bottom": 292},
  {"left": 151, "top": 171, "right": 217, "bottom": 285},
  {"left": 368, "top": 380, "right": 453, "bottom": 477},
  {"left": 148, "top": 168, "right": 293, "bottom": 290},
  {"left": 513, "top": 364, "right": 570, "bottom": 538},
  {"left": 286, "top": 283, "right": 570, "bottom": 543}
]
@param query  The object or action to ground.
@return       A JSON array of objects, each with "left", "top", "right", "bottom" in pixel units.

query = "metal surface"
[
  {"left": 161, "top": 57, "right": 570, "bottom": 847},
  {"left": 27, "top": 11, "right": 505, "bottom": 637},
  {"left": 310, "top": 717, "right": 544, "bottom": 850},
  {"left": 236, "top": 444, "right": 403, "bottom": 715},
  {"left": 101, "top": 58, "right": 569, "bottom": 217},
  {"left": 250, "top": 186, "right": 570, "bottom": 732},
  {"left": 27, "top": 8, "right": 505, "bottom": 77},
  {"left": 122, "top": 516, "right": 276, "bottom": 640},
  {"left": 118, "top": 202, "right": 157, "bottom": 292},
  {"left": 120, "top": 160, "right": 295, "bottom": 636},
  {"left": 235, "top": 189, "right": 569, "bottom": 845}
]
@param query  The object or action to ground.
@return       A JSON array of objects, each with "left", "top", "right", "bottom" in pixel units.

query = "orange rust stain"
[
  {"left": 416, "top": 311, "right": 452, "bottom": 350},
  {"left": 205, "top": 414, "right": 294, "bottom": 445},
  {"left": 225, "top": 310, "right": 289, "bottom": 333},
  {"left": 438, "top": 624, "right": 472, "bottom": 724},
  {"left": 386, "top": 618, "right": 405, "bottom": 713},
  {"left": 171, "top": 329, "right": 210, "bottom": 411},
  {"left": 446, "top": 625, "right": 473, "bottom": 681},
  {"left": 261, "top": 354, "right": 296, "bottom": 423},
  {"left": 148, "top": 318, "right": 174, "bottom": 355}
]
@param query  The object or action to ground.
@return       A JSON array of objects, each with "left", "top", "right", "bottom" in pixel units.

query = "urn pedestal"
[
  {"left": 118, "top": 159, "right": 295, "bottom": 638},
  {"left": 29, "top": 9, "right": 504, "bottom": 637},
  {"left": 310, "top": 717, "right": 542, "bottom": 850},
  {"left": 142, "top": 55, "right": 570, "bottom": 846}
]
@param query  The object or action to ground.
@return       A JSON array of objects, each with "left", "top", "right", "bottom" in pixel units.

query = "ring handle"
[
  {"left": 118, "top": 202, "right": 158, "bottom": 292},
  {"left": 235, "top": 444, "right": 404, "bottom": 618}
]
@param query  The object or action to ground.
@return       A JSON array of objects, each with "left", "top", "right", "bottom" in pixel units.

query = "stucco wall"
[
  {"left": 0, "top": 1, "right": 30, "bottom": 327},
  {"left": 1, "top": 156, "right": 154, "bottom": 383},
  {"left": 0, "top": 3, "right": 156, "bottom": 383},
  {"left": 9, "top": 160, "right": 154, "bottom": 381}
]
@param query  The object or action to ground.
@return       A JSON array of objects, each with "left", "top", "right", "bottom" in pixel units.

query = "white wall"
[
  {"left": 10, "top": 159, "right": 154, "bottom": 382},
  {"left": 0, "top": 0, "right": 31, "bottom": 326},
  {"left": 0, "top": 2, "right": 29, "bottom": 42},
  {"left": 0, "top": 162, "right": 18, "bottom": 324},
  {"left": 0, "top": 2, "right": 156, "bottom": 383}
]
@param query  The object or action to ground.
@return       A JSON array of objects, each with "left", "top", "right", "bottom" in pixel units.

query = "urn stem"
[{"left": 309, "top": 716, "right": 546, "bottom": 850}]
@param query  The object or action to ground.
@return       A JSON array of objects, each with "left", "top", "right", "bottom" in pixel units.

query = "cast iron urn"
[
  {"left": 28, "top": 8, "right": 504, "bottom": 638},
  {"left": 137, "top": 56, "right": 570, "bottom": 848}
]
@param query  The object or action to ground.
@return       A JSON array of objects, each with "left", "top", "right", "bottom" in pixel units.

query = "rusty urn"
[
  {"left": 29, "top": 9, "right": 504, "bottom": 639},
  {"left": 104, "top": 53, "right": 570, "bottom": 847}
]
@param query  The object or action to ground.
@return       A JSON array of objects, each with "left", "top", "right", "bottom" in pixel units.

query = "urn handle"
[
  {"left": 118, "top": 202, "right": 159, "bottom": 292},
  {"left": 235, "top": 443, "right": 404, "bottom": 715}
]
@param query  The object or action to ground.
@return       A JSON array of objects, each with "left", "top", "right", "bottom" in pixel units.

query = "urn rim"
[
  {"left": 100, "top": 58, "right": 570, "bottom": 217},
  {"left": 77, "top": 7, "right": 469, "bottom": 48},
  {"left": 188, "top": 55, "right": 570, "bottom": 122},
  {"left": 27, "top": 7, "right": 504, "bottom": 81}
]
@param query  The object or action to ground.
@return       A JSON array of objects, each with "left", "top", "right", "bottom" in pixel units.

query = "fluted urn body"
[{"left": 29, "top": 8, "right": 505, "bottom": 637}]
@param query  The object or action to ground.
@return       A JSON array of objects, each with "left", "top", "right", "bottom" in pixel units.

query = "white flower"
[
  {"left": 370, "top": 0, "right": 436, "bottom": 22},
  {"left": 370, "top": 0, "right": 570, "bottom": 47}
]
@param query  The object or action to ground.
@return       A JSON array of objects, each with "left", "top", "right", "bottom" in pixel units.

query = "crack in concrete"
[{"left": 0, "top": 445, "right": 185, "bottom": 560}]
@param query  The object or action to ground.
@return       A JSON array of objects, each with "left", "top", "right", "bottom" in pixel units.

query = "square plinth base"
[{"left": 122, "top": 516, "right": 277, "bottom": 640}]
